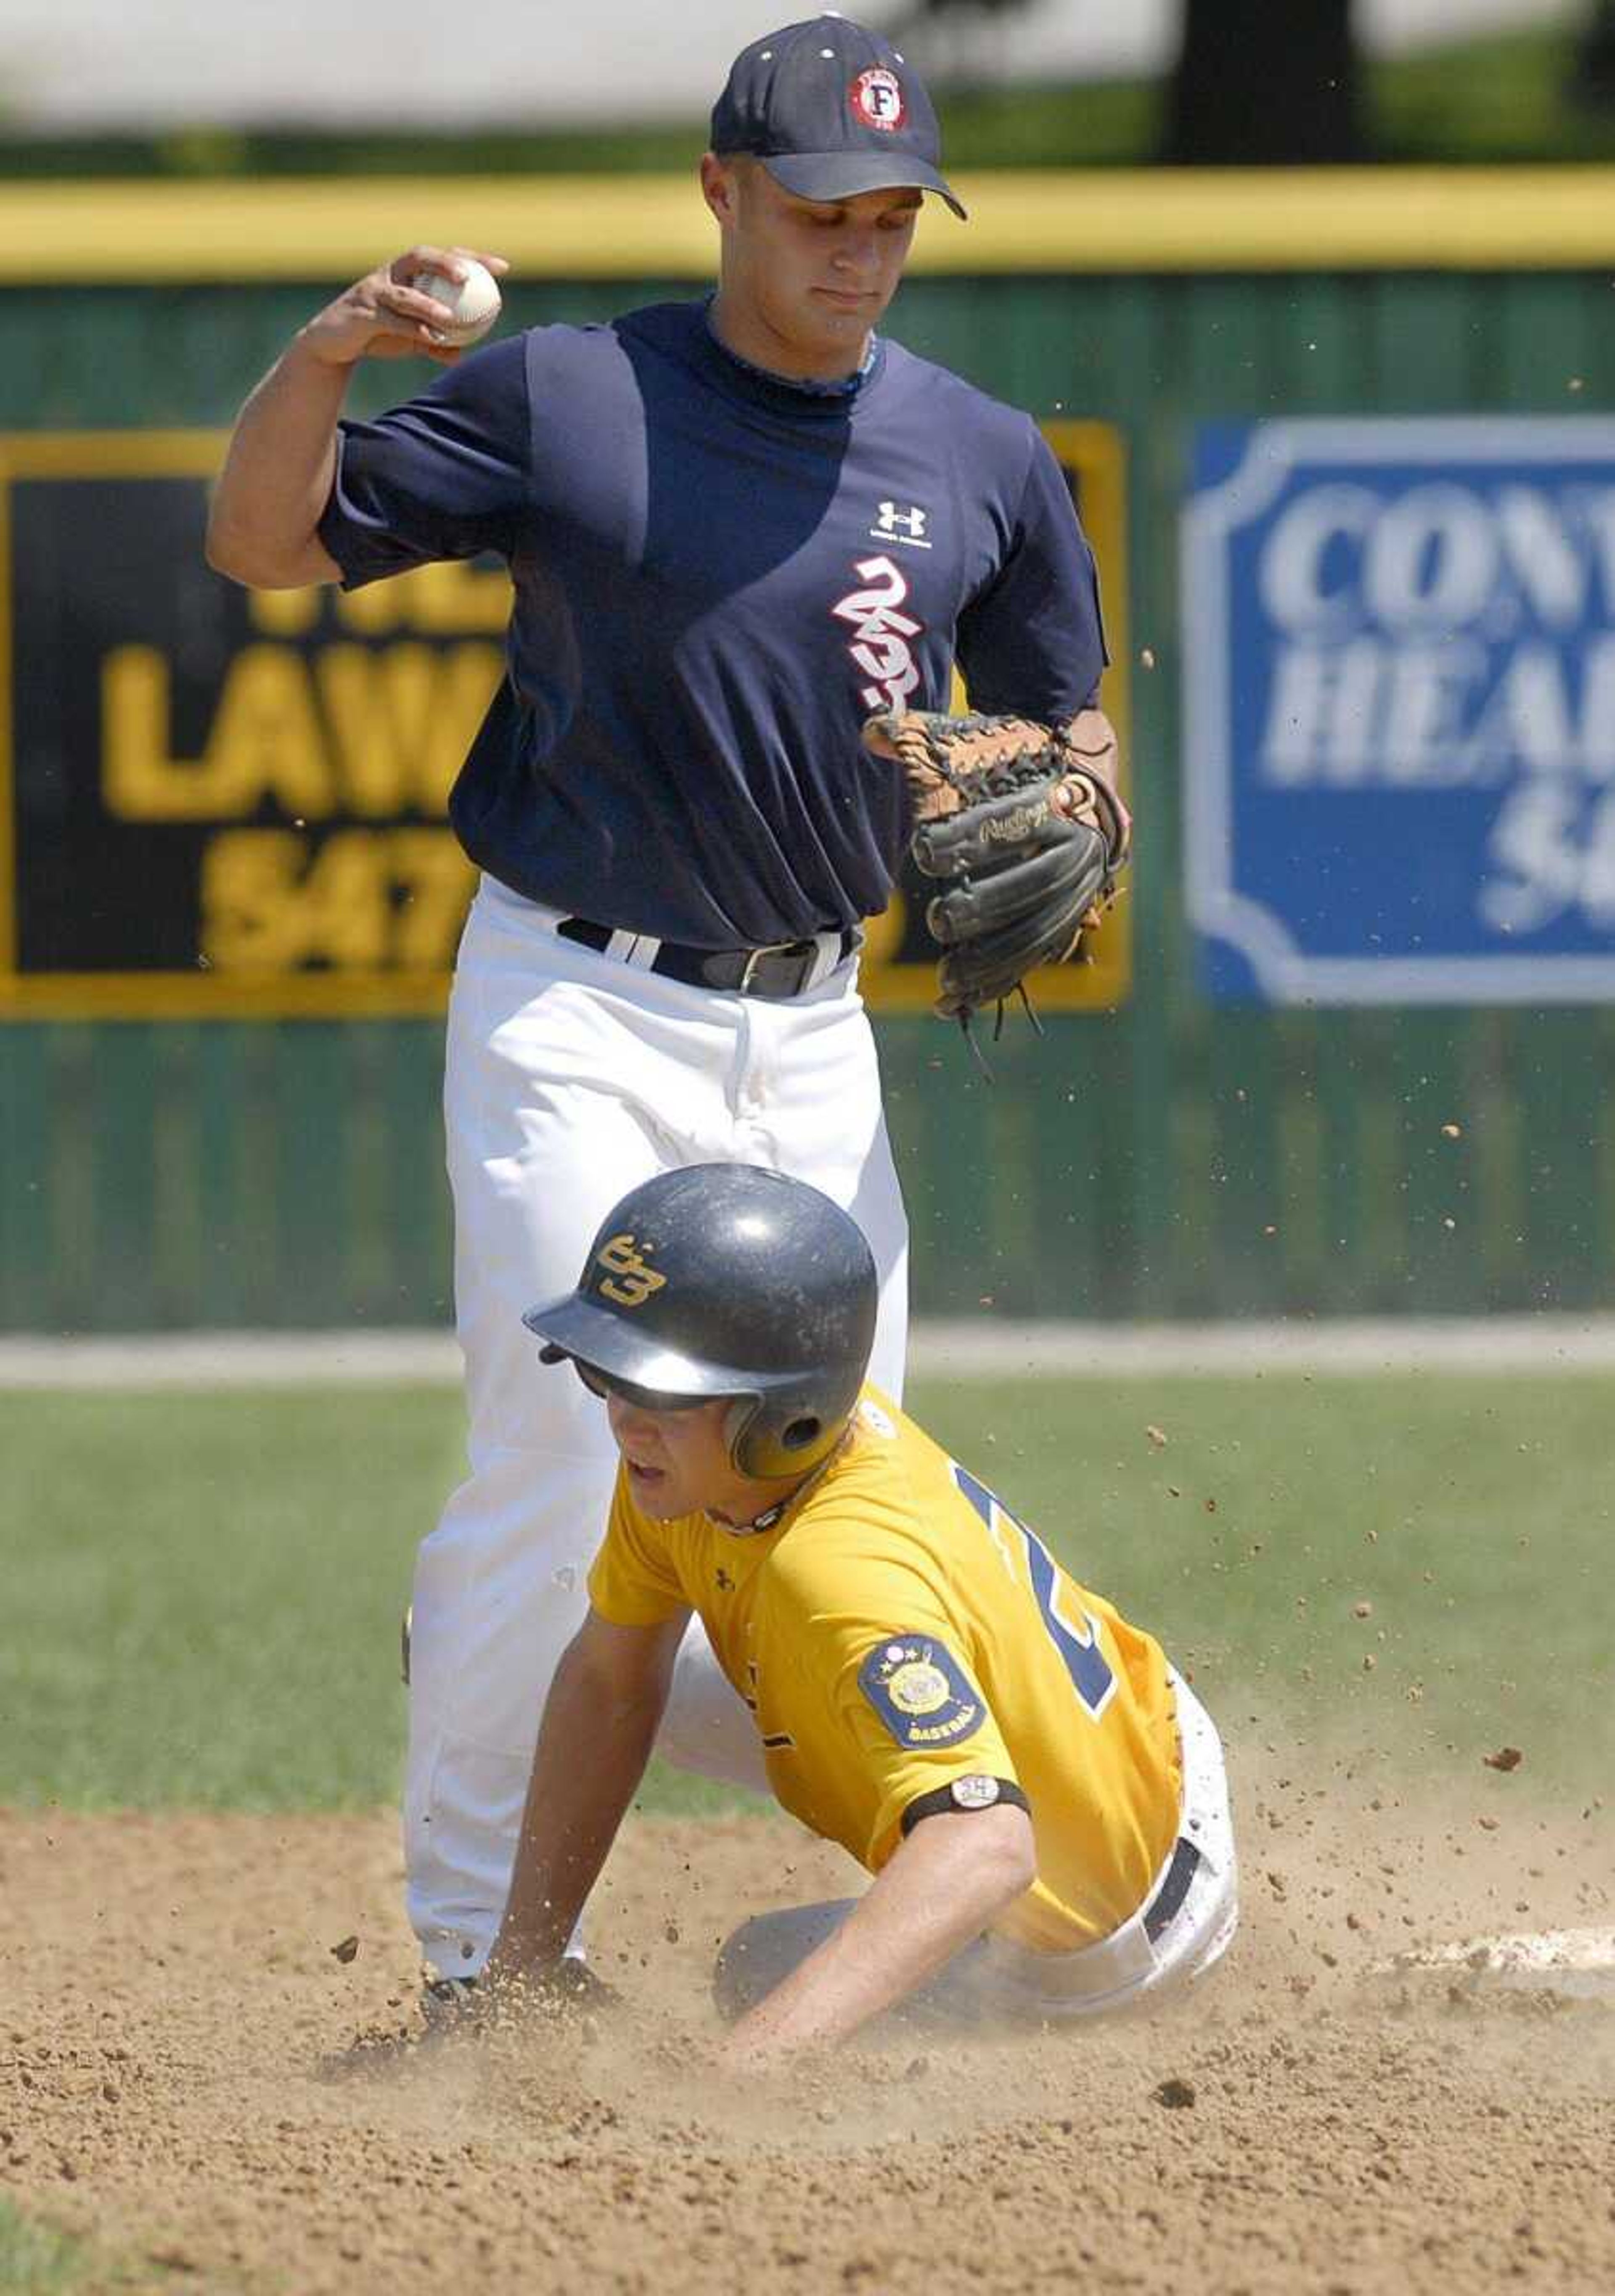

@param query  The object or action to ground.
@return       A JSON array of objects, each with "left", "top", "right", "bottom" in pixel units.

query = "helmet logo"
[{"left": 596, "top": 1233, "right": 667, "bottom": 1309}]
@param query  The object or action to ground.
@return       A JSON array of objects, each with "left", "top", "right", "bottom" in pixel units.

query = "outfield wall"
[{"left": 3, "top": 172, "right": 1614, "bottom": 1328}]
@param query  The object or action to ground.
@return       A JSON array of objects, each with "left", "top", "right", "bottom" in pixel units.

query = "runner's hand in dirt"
[{"left": 472, "top": 1958, "right": 622, "bottom": 2023}]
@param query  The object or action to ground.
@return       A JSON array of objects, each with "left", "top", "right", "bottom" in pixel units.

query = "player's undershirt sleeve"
[
  {"left": 317, "top": 335, "right": 532, "bottom": 589},
  {"left": 586, "top": 1479, "right": 690, "bottom": 1628},
  {"left": 954, "top": 422, "right": 1109, "bottom": 722}
]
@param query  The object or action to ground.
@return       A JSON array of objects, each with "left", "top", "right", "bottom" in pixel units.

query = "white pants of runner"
[
  {"left": 713, "top": 1672, "right": 1238, "bottom": 2026},
  {"left": 967, "top": 1672, "right": 1238, "bottom": 2019},
  {"left": 406, "top": 873, "right": 910, "bottom": 1979}
]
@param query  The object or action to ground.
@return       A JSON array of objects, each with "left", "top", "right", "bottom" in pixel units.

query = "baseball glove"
[{"left": 862, "top": 706, "right": 1130, "bottom": 1029}]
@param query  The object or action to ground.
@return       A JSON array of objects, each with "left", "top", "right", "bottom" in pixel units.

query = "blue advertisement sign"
[{"left": 1183, "top": 419, "right": 1615, "bottom": 1003}]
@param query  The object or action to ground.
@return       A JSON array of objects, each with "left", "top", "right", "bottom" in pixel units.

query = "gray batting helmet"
[{"left": 522, "top": 1164, "right": 878, "bottom": 1478}]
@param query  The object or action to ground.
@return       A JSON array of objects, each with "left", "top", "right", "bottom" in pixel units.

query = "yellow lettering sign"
[
  {"left": 316, "top": 642, "right": 503, "bottom": 817},
  {"left": 334, "top": 559, "right": 512, "bottom": 637},
  {"left": 248, "top": 587, "right": 322, "bottom": 637},
  {"left": 200, "top": 828, "right": 475, "bottom": 973},
  {"left": 389, "top": 829, "right": 482, "bottom": 968},
  {"left": 103, "top": 644, "right": 333, "bottom": 822},
  {"left": 399, "top": 559, "right": 513, "bottom": 636},
  {"left": 244, "top": 563, "right": 514, "bottom": 644},
  {"left": 103, "top": 640, "right": 504, "bottom": 823}
]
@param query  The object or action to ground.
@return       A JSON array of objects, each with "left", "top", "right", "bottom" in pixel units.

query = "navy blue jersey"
[{"left": 319, "top": 300, "right": 1107, "bottom": 948}]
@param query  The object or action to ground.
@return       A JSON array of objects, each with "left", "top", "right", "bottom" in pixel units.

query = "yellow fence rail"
[{"left": 5, "top": 168, "right": 1615, "bottom": 282}]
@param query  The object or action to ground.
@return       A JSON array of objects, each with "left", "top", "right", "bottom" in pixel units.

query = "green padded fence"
[{"left": 4, "top": 233, "right": 1615, "bottom": 1328}]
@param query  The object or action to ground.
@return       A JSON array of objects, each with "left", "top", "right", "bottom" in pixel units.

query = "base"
[{"left": 1382, "top": 1925, "right": 1615, "bottom": 2002}]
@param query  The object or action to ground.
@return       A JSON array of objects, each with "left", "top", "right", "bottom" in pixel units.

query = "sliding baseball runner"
[{"left": 482, "top": 1166, "right": 1234, "bottom": 2058}]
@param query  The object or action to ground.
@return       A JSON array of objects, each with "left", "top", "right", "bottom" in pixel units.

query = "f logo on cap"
[
  {"left": 708, "top": 19, "right": 968, "bottom": 220},
  {"left": 850, "top": 66, "right": 905, "bottom": 131}
]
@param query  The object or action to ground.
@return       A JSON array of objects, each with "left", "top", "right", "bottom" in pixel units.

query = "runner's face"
[
  {"left": 604, "top": 1391, "right": 753, "bottom": 1520},
  {"left": 704, "top": 156, "right": 921, "bottom": 378}
]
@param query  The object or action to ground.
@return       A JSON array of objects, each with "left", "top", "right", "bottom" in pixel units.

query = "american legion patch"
[{"left": 858, "top": 1636, "right": 985, "bottom": 1751}]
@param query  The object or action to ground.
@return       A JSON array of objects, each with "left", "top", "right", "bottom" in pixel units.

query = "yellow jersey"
[{"left": 588, "top": 1386, "right": 1182, "bottom": 1952}]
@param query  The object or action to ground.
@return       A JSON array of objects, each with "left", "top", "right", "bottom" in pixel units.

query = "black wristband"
[{"left": 899, "top": 1775, "right": 1030, "bottom": 1836}]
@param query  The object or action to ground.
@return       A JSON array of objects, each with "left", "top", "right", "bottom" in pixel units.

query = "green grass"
[
  {"left": 928, "top": 1375, "right": 1615, "bottom": 1798},
  {"left": 0, "top": 2201, "right": 215, "bottom": 2294},
  {"left": 0, "top": 2201, "right": 84, "bottom": 2293},
  {"left": 2, "top": 1373, "right": 1609, "bottom": 1813},
  {"left": 1, "top": 25, "right": 1611, "bottom": 177},
  {"left": 2, "top": 1386, "right": 455, "bottom": 1808}
]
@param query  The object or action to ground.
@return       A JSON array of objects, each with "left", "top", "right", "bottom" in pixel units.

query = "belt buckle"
[{"left": 738, "top": 939, "right": 800, "bottom": 994}]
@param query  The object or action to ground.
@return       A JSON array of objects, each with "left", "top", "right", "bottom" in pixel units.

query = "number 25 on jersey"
[{"left": 952, "top": 1462, "right": 1117, "bottom": 1720}]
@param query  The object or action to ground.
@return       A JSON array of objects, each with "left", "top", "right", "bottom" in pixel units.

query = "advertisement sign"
[
  {"left": 1184, "top": 418, "right": 1615, "bottom": 1003},
  {"left": 1, "top": 425, "right": 1128, "bottom": 1019},
  {"left": 2, "top": 433, "right": 496, "bottom": 1017}
]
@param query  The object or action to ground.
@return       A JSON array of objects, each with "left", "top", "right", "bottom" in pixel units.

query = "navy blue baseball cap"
[{"left": 711, "top": 13, "right": 966, "bottom": 221}]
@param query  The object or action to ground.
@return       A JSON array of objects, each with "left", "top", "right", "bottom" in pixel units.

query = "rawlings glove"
[{"left": 862, "top": 706, "right": 1131, "bottom": 1029}]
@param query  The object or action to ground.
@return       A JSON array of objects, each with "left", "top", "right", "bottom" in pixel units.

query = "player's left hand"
[
  {"left": 524, "top": 1958, "right": 621, "bottom": 2014},
  {"left": 430, "top": 1957, "right": 621, "bottom": 2039},
  {"left": 861, "top": 705, "right": 1130, "bottom": 1028},
  {"left": 492, "top": 1958, "right": 620, "bottom": 2014}
]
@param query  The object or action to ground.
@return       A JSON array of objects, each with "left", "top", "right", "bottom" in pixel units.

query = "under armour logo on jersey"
[
  {"left": 831, "top": 554, "right": 925, "bottom": 714},
  {"left": 594, "top": 1233, "right": 666, "bottom": 1308},
  {"left": 870, "top": 500, "right": 931, "bottom": 550}
]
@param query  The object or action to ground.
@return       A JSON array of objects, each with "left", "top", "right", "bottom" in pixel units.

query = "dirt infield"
[{"left": 3, "top": 1771, "right": 1611, "bottom": 2295}]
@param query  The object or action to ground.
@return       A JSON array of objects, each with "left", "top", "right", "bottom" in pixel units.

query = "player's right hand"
[{"left": 296, "top": 246, "right": 510, "bottom": 369}]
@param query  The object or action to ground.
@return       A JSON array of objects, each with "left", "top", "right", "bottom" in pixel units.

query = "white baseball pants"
[
  {"left": 964, "top": 1671, "right": 1239, "bottom": 2018},
  {"left": 406, "top": 874, "right": 910, "bottom": 1978}
]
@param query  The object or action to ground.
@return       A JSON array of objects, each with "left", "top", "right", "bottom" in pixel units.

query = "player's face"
[
  {"left": 603, "top": 1390, "right": 787, "bottom": 1523},
  {"left": 703, "top": 155, "right": 922, "bottom": 379}
]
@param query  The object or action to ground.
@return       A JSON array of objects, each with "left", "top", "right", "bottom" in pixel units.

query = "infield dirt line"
[{"left": 4, "top": 1315, "right": 1615, "bottom": 1387}]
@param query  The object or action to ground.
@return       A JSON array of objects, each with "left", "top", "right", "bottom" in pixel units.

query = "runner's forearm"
[
  {"left": 725, "top": 1804, "right": 1036, "bottom": 2059},
  {"left": 484, "top": 1618, "right": 676, "bottom": 1978}
]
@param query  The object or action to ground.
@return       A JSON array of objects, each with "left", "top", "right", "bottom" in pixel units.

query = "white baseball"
[{"left": 414, "top": 258, "right": 502, "bottom": 348}]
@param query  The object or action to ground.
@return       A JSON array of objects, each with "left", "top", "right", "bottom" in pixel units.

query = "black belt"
[
  {"left": 1142, "top": 1836, "right": 1202, "bottom": 1943},
  {"left": 557, "top": 916, "right": 860, "bottom": 1000}
]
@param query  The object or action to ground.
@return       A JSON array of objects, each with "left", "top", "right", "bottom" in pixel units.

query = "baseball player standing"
[
  {"left": 483, "top": 1164, "right": 1236, "bottom": 2057},
  {"left": 205, "top": 15, "right": 1117, "bottom": 1988}
]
